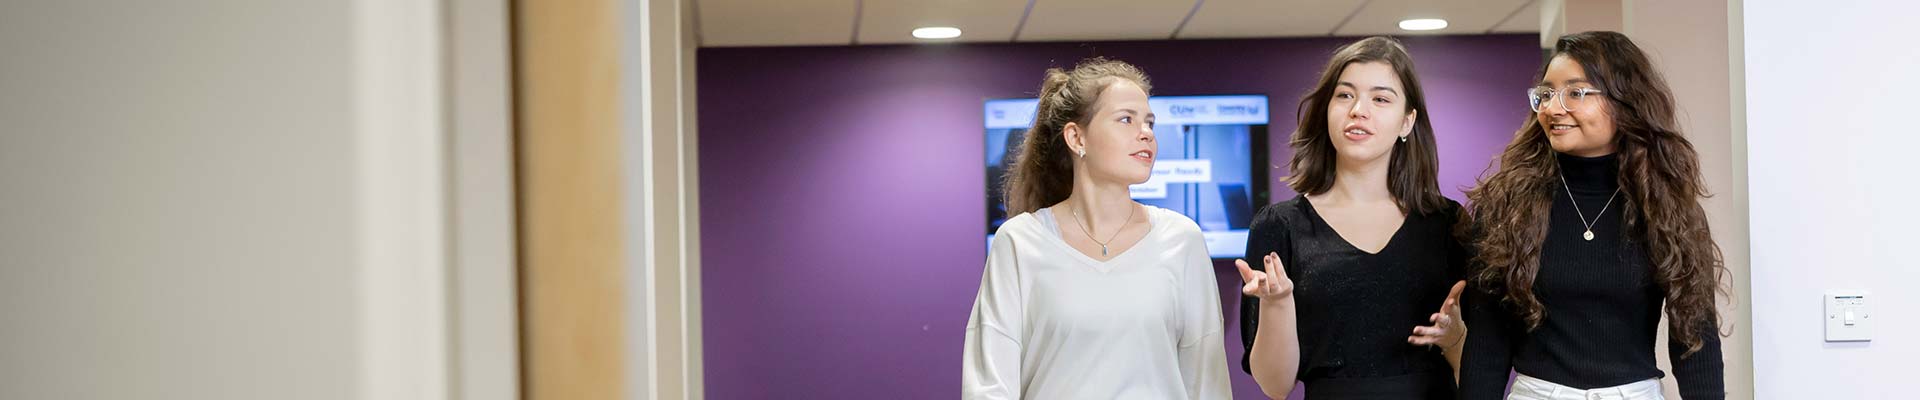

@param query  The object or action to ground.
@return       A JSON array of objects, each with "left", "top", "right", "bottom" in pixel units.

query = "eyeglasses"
[{"left": 1527, "top": 87, "right": 1605, "bottom": 113}]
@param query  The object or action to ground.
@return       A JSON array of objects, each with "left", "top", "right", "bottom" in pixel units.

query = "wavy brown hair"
[
  {"left": 1002, "top": 57, "right": 1151, "bottom": 215},
  {"left": 1287, "top": 36, "right": 1447, "bottom": 215},
  {"left": 1464, "top": 31, "right": 1728, "bottom": 357}
]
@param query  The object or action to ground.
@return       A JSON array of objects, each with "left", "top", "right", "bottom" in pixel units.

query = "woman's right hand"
[{"left": 1234, "top": 252, "right": 1293, "bottom": 300}]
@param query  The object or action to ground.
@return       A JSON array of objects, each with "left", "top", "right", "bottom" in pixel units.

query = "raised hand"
[
  {"left": 1409, "top": 280, "right": 1467, "bottom": 348},
  {"left": 1234, "top": 252, "right": 1293, "bottom": 300}
]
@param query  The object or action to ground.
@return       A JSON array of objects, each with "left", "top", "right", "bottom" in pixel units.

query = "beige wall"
[
  {"left": 449, "top": 0, "right": 521, "bottom": 398},
  {"left": 0, "top": 0, "right": 509, "bottom": 398},
  {"left": 0, "top": 1, "right": 362, "bottom": 398}
]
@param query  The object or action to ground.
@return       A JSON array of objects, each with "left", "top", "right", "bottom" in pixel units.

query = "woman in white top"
[{"left": 962, "top": 57, "right": 1231, "bottom": 400}]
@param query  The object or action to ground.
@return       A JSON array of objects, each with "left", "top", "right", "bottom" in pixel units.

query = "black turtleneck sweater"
[{"left": 1458, "top": 152, "right": 1725, "bottom": 399}]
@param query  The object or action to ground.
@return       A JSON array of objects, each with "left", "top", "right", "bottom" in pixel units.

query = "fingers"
[
  {"left": 1240, "top": 253, "right": 1293, "bottom": 299},
  {"left": 1251, "top": 274, "right": 1275, "bottom": 296},
  {"left": 1443, "top": 298, "right": 1464, "bottom": 332},
  {"left": 1439, "top": 281, "right": 1466, "bottom": 321},
  {"left": 1235, "top": 259, "right": 1269, "bottom": 296},
  {"left": 1435, "top": 281, "right": 1466, "bottom": 314},
  {"left": 1262, "top": 252, "right": 1287, "bottom": 295},
  {"left": 1235, "top": 259, "right": 1256, "bottom": 283},
  {"left": 1408, "top": 326, "right": 1445, "bottom": 344},
  {"left": 1263, "top": 264, "right": 1279, "bottom": 294},
  {"left": 1422, "top": 312, "right": 1448, "bottom": 330},
  {"left": 1409, "top": 312, "right": 1453, "bottom": 345},
  {"left": 1408, "top": 328, "right": 1442, "bottom": 345}
]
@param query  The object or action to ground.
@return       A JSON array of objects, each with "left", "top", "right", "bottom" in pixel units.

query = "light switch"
[{"left": 1825, "top": 290, "right": 1872, "bottom": 342}]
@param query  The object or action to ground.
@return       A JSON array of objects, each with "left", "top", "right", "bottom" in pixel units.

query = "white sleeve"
[
  {"left": 962, "top": 232, "right": 1024, "bottom": 400},
  {"left": 1176, "top": 231, "right": 1232, "bottom": 400}
]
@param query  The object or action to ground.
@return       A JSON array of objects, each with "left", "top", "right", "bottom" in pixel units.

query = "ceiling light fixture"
[
  {"left": 912, "top": 26, "right": 962, "bottom": 40},
  {"left": 1399, "top": 18, "right": 1449, "bottom": 31}
]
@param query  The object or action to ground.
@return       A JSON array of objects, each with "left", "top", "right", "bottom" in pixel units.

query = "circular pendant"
[{"left": 1583, "top": 230, "right": 1595, "bottom": 241}]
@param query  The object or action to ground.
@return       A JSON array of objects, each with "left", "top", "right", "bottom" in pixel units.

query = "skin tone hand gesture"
[
  {"left": 1235, "top": 252, "right": 1293, "bottom": 300},
  {"left": 1237, "top": 252, "right": 1302, "bottom": 399},
  {"left": 1409, "top": 281, "right": 1467, "bottom": 349}
]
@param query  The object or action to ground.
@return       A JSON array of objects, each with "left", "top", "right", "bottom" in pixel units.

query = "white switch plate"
[{"left": 1824, "top": 290, "right": 1872, "bottom": 342}]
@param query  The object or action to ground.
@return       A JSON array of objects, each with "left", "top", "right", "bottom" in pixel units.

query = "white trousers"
[{"left": 1506, "top": 374, "right": 1666, "bottom": 400}]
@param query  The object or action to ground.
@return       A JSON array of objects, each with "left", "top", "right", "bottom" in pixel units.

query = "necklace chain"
[
  {"left": 1560, "top": 174, "right": 1620, "bottom": 241},
  {"left": 1069, "top": 203, "right": 1135, "bottom": 256}
]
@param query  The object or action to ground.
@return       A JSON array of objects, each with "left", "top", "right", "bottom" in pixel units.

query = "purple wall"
[{"left": 698, "top": 35, "right": 1539, "bottom": 399}]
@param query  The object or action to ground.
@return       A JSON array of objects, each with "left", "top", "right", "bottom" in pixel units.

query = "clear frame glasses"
[{"left": 1528, "top": 87, "right": 1605, "bottom": 113}]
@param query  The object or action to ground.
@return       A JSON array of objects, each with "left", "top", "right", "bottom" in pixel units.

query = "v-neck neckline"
[
  {"left": 1041, "top": 206, "right": 1158, "bottom": 271},
  {"left": 1301, "top": 195, "right": 1408, "bottom": 256}
]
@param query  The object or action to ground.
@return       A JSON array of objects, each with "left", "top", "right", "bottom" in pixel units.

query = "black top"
[
  {"left": 1458, "top": 152, "right": 1725, "bottom": 399},
  {"left": 1238, "top": 195, "right": 1468, "bottom": 399}
]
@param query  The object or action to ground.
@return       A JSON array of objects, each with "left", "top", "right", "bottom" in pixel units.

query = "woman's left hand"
[{"left": 1409, "top": 281, "right": 1467, "bottom": 348}]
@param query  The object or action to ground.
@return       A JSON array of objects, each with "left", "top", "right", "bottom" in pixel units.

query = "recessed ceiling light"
[
  {"left": 912, "top": 26, "right": 962, "bottom": 40},
  {"left": 1398, "top": 18, "right": 1449, "bottom": 31}
]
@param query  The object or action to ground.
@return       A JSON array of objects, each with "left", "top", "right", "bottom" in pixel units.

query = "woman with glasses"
[{"left": 1457, "top": 31, "right": 1728, "bottom": 400}]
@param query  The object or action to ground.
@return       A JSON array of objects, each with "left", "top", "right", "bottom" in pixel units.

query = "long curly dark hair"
[{"left": 1464, "top": 31, "right": 1729, "bottom": 357}]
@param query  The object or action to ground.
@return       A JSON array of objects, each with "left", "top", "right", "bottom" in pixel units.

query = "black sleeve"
[
  {"left": 1457, "top": 215, "right": 1517, "bottom": 400},
  {"left": 1237, "top": 204, "right": 1292, "bottom": 375},
  {"left": 1669, "top": 318, "right": 1727, "bottom": 399},
  {"left": 1444, "top": 201, "right": 1472, "bottom": 283},
  {"left": 1458, "top": 285, "right": 1517, "bottom": 399}
]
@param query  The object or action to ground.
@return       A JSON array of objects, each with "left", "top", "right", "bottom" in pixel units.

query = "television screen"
[{"left": 985, "top": 95, "right": 1269, "bottom": 259}]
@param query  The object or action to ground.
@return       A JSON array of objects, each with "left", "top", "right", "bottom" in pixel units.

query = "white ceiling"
[{"left": 698, "top": 0, "right": 1541, "bottom": 47}]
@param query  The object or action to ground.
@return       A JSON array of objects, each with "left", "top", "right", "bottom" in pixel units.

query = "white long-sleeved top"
[{"left": 962, "top": 205, "right": 1231, "bottom": 400}]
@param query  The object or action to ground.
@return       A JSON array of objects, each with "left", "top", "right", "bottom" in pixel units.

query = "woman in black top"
[
  {"left": 1235, "top": 36, "right": 1469, "bottom": 400},
  {"left": 1458, "top": 31, "right": 1727, "bottom": 400}
]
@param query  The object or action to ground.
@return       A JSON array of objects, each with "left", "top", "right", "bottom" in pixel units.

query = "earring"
[
  {"left": 1077, "top": 148, "right": 1086, "bottom": 158},
  {"left": 1399, "top": 136, "right": 1408, "bottom": 143}
]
